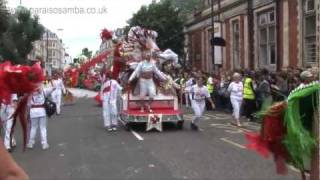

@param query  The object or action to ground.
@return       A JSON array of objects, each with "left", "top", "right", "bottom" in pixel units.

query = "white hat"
[
  {"left": 300, "top": 70, "right": 313, "bottom": 79},
  {"left": 233, "top": 72, "right": 241, "bottom": 77}
]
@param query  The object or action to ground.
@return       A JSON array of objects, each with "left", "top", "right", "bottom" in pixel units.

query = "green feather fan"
[{"left": 283, "top": 81, "right": 320, "bottom": 170}]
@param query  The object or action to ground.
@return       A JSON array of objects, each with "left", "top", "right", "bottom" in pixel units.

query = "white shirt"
[
  {"left": 101, "top": 79, "right": 123, "bottom": 103},
  {"left": 207, "top": 77, "right": 213, "bottom": 84},
  {"left": 129, "top": 60, "right": 166, "bottom": 81},
  {"left": 0, "top": 94, "right": 18, "bottom": 120},
  {"left": 51, "top": 78, "right": 65, "bottom": 92},
  {"left": 186, "top": 78, "right": 194, "bottom": 87},
  {"left": 228, "top": 81, "right": 243, "bottom": 100},
  {"left": 29, "top": 87, "right": 53, "bottom": 118},
  {"left": 190, "top": 84, "right": 210, "bottom": 102}
]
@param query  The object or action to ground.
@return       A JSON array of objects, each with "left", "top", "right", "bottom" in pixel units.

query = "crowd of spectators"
[{"left": 170, "top": 66, "right": 319, "bottom": 122}]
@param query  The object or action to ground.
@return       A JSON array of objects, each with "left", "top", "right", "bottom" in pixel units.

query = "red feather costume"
[
  {"left": 0, "top": 61, "right": 45, "bottom": 149},
  {"left": 112, "top": 42, "right": 126, "bottom": 80},
  {"left": 245, "top": 102, "right": 289, "bottom": 174}
]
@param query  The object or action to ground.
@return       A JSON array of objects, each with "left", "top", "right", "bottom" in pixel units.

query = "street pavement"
[{"left": 10, "top": 92, "right": 301, "bottom": 180}]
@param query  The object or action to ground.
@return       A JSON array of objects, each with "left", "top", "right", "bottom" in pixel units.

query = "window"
[
  {"left": 303, "top": 0, "right": 316, "bottom": 63},
  {"left": 305, "top": 0, "right": 315, "bottom": 12},
  {"left": 269, "top": 11, "right": 275, "bottom": 23},
  {"left": 48, "top": 50, "right": 52, "bottom": 56},
  {"left": 232, "top": 20, "right": 240, "bottom": 68},
  {"left": 258, "top": 9, "right": 276, "bottom": 67},
  {"left": 259, "top": 14, "right": 267, "bottom": 25},
  {"left": 53, "top": 60, "right": 57, "bottom": 67}
]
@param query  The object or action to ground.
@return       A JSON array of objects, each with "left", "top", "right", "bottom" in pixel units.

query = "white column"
[
  {"left": 297, "top": 0, "right": 304, "bottom": 67},
  {"left": 317, "top": 0, "right": 320, "bottom": 67},
  {"left": 222, "top": 23, "right": 227, "bottom": 69},
  {"left": 243, "top": 15, "right": 249, "bottom": 69},
  {"left": 282, "top": 0, "right": 289, "bottom": 69}
]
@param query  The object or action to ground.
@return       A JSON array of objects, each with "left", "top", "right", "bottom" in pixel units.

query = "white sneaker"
[
  {"left": 112, "top": 127, "right": 117, "bottom": 131},
  {"left": 26, "top": 143, "right": 34, "bottom": 149},
  {"left": 42, "top": 143, "right": 49, "bottom": 150}
]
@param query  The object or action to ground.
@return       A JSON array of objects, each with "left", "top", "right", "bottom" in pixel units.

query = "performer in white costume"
[
  {"left": 27, "top": 86, "right": 54, "bottom": 150},
  {"left": 227, "top": 73, "right": 243, "bottom": 127},
  {"left": 128, "top": 50, "right": 167, "bottom": 112},
  {"left": 101, "top": 71, "right": 123, "bottom": 131},
  {"left": 185, "top": 75, "right": 195, "bottom": 108},
  {"left": 51, "top": 74, "right": 66, "bottom": 115},
  {"left": 1, "top": 94, "right": 18, "bottom": 151},
  {"left": 187, "top": 77, "right": 214, "bottom": 130}
]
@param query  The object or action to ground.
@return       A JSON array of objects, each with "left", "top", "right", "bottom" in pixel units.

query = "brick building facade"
[{"left": 185, "top": 0, "right": 319, "bottom": 72}]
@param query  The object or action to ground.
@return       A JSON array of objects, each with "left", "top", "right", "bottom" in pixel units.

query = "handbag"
[{"left": 43, "top": 91, "right": 56, "bottom": 117}]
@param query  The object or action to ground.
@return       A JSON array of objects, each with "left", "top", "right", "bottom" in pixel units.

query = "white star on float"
[{"left": 146, "top": 114, "right": 163, "bottom": 132}]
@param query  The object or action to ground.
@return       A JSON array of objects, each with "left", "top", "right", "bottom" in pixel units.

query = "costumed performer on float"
[
  {"left": 158, "top": 60, "right": 181, "bottom": 96},
  {"left": 101, "top": 71, "right": 123, "bottom": 131},
  {"left": 128, "top": 50, "right": 167, "bottom": 113}
]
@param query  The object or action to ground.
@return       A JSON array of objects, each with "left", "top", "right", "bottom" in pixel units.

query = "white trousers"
[
  {"left": 28, "top": 116, "right": 48, "bottom": 145},
  {"left": 139, "top": 78, "right": 156, "bottom": 98},
  {"left": 52, "top": 90, "right": 62, "bottom": 114},
  {"left": 102, "top": 101, "right": 118, "bottom": 127},
  {"left": 191, "top": 100, "right": 206, "bottom": 125},
  {"left": 230, "top": 97, "right": 242, "bottom": 120},
  {"left": 3, "top": 119, "right": 16, "bottom": 149},
  {"left": 185, "top": 93, "right": 190, "bottom": 107}
]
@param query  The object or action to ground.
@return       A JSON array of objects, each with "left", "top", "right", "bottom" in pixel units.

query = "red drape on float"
[
  {"left": 64, "top": 51, "right": 110, "bottom": 88},
  {"left": 78, "top": 51, "right": 110, "bottom": 73}
]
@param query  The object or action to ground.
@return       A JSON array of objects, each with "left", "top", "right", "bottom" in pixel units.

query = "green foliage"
[
  {"left": 73, "top": 58, "right": 80, "bottom": 64},
  {"left": 0, "top": 6, "right": 44, "bottom": 64},
  {"left": 81, "top": 47, "right": 92, "bottom": 59},
  {"left": 161, "top": 0, "right": 202, "bottom": 19},
  {"left": 128, "top": 0, "right": 185, "bottom": 56}
]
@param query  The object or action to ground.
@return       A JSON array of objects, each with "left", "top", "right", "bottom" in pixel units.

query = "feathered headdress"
[{"left": 100, "top": 28, "right": 113, "bottom": 40}]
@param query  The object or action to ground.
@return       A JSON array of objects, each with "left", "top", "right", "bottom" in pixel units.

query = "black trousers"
[
  {"left": 243, "top": 99, "right": 256, "bottom": 120},
  {"left": 206, "top": 92, "right": 215, "bottom": 110}
]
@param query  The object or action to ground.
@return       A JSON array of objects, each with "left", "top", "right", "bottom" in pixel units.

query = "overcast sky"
[{"left": 7, "top": 0, "right": 156, "bottom": 58}]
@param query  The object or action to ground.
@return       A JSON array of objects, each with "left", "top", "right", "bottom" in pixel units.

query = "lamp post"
[
  {"left": 211, "top": 0, "right": 215, "bottom": 71},
  {"left": 46, "top": 29, "right": 52, "bottom": 77}
]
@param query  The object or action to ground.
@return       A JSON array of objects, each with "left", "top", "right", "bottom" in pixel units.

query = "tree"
[
  {"left": 161, "top": 0, "right": 202, "bottom": 20},
  {"left": 128, "top": 0, "right": 185, "bottom": 56},
  {"left": 81, "top": 48, "right": 92, "bottom": 59},
  {"left": 0, "top": 6, "right": 44, "bottom": 64},
  {"left": 73, "top": 58, "right": 80, "bottom": 64}
]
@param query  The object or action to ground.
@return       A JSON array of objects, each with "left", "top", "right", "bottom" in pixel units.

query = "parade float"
[
  {"left": 91, "top": 26, "right": 183, "bottom": 131},
  {"left": 63, "top": 26, "right": 184, "bottom": 131},
  {"left": 115, "top": 26, "right": 183, "bottom": 132}
]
